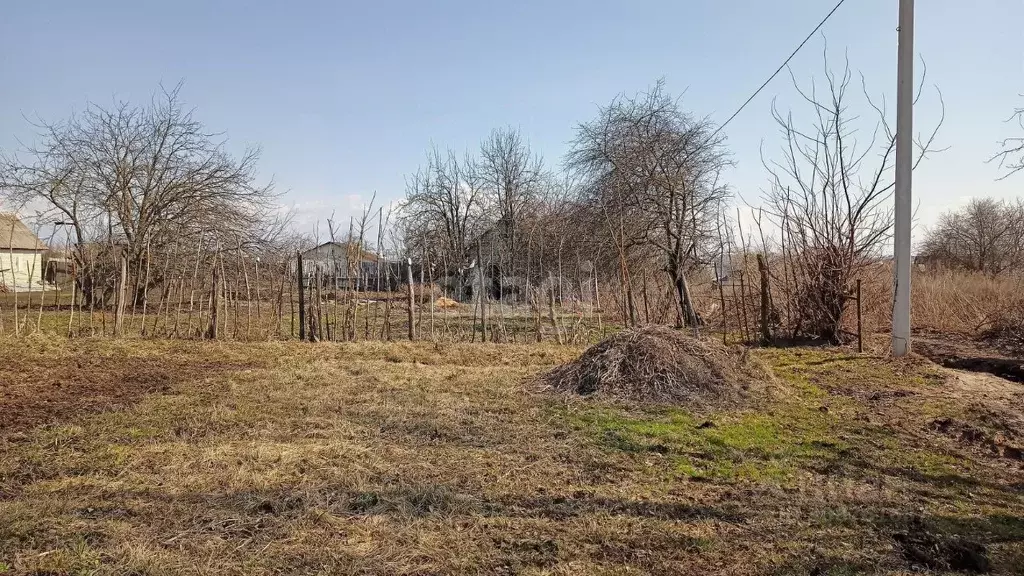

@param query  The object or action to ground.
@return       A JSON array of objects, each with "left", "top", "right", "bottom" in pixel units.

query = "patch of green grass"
[
  {"left": 756, "top": 347, "right": 945, "bottom": 392},
  {"left": 572, "top": 402, "right": 846, "bottom": 483},
  {"left": 899, "top": 450, "right": 968, "bottom": 476},
  {"left": 571, "top": 347, "right": 986, "bottom": 490}
]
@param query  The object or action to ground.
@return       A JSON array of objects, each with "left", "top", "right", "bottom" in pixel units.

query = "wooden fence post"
[
  {"left": 297, "top": 252, "right": 306, "bottom": 341},
  {"left": 856, "top": 279, "right": 863, "bottom": 353},
  {"left": 114, "top": 249, "right": 127, "bottom": 337},
  {"left": 549, "top": 271, "right": 562, "bottom": 345},
  {"left": 406, "top": 257, "right": 415, "bottom": 340},
  {"left": 207, "top": 263, "right": 220, "bottom": 340},
  {"left": 477, "top": 242, "right": 487, "bottom": 342},
  {"left": 757, "top": 254, "right": 771, "bottom": 344}
]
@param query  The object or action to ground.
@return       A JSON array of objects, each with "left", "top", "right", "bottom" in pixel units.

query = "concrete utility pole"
[{"left": 892, "top": 0, "right": 914, "bottom": 357}]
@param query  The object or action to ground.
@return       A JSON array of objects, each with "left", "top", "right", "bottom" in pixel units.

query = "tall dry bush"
[{"left": 757, "top": 52, "right": 942, "bottom": 343}]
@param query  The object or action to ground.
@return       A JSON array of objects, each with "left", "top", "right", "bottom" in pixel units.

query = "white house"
[{"left": 0, "top": 214, "right": 47, "bottom": 290}]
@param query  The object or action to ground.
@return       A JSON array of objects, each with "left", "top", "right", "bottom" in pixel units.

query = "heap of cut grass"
[{"left": 543, "top": 326, "right": 759, "bottom": 405}]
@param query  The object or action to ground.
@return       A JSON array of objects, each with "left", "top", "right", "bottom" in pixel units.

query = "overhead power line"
[{"left": 711, "top": 0, "right": 850, "bottom": 139}]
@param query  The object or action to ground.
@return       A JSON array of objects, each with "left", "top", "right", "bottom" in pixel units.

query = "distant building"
[
  {"left": 296, "top": 241, "right": 385, "bottom": 290},
  {"left": 457, "top": 218, "right": 521, "bottom": 302},
  {"left": 43, "top": 248, "right": 74, "bottom": 286},
  {"left": 0, "top": 214, "right": 47, "bottom": 289}
]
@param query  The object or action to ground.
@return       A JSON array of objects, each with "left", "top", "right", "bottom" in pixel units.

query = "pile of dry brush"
[{"left": 543, "top": 326, "right": 763, "bottom": 405}]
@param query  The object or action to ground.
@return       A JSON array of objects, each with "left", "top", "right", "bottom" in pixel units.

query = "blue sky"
[{"left": 1, "top": 0, "right": 1021, "bottom": 237}]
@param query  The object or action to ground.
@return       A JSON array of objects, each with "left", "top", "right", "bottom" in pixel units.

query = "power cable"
[{"left": 710, "top": 0, "right": 850, "bottom": 139}]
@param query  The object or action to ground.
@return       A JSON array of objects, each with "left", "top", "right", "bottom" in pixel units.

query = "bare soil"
[
  {"left": 916, "top": 332, "right": 1024, "bottom": 383},
  {"left": 0, "top": 340, "right": 257, "bottom": 435}
]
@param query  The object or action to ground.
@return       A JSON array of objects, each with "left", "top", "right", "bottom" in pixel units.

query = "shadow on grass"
[
  {"left": 923, "top": 512, "right": 1024, "bottom": 544},
  {"left": 486, "top": 491, "right": 742, "bottom": 523},
  {"left": 125, "top": 481, "right": 742, "bottom": 527},
  {"left": 801, "top": 355, "right": 869, "bottom": 366},
  {"left": 810, "top": 450, "right": 1024, "bottom": 504}
]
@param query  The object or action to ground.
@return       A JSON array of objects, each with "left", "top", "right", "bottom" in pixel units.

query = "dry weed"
[{"left": 1, "top": 338, "right": 1022, "bottom": 574}]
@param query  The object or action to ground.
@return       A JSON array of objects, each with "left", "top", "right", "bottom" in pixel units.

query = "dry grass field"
[{"left": 1, "top": 337, "right": 1023, "bottom": 575}]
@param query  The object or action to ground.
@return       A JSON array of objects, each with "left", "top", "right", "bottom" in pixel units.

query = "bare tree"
[
  {"left": 477, "top": 127, "right": 544, "bottom": 282},
  {"left": 0, "top": 119, "right": 100, "bottom": 300},
  {"left": 760, "top": 51, "right": 943, "bottom": 342},
  {"left": 990, "top": 98, "right": 1024, "bottom": 180},
  {"left": 920, "top": 198, "right": 1024, "bottom": 275},
  {"left": 400, "top": 146, "right": 484, "bottom": 296},
  {"left": 567, "top": 81, "right": 731, "bottom": 330},
  {"left": 1, "top": 83, "right": 278, "bottom": 305}
]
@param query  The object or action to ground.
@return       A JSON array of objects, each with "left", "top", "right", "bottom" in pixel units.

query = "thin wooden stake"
[
  {"left": 549, "top": 271, "right": 562, "bottom": 345},
  {"left": 406, "top": 257, "right": 416, "bottom": 340},
  {"left": 477, "top": 242, "right": 487, "bottom": 342},
  {"left": 297, "top": 252, "right": 306, "bottom": 341},
  {"left": 856, "top": 279, "right": 864, "bottom": 353},
  {"left": 718, "top": 270, "right": 727, "bottom": 346},
  {"left": 739, "top": 276, "right": 750, "bottom": 343},
  {"left": 114, "top": 249, "right": 128, "bottom": 337}
]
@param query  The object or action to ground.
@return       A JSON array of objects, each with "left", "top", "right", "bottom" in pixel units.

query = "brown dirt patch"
[
  {"left": 0, "top": 343, "right": 250, "bottom": 435},
  {"left": 542, "top": 326, "right": 764, "bottom": 405},
  {"left": 930, "top": 416, "right": 1024, "bottom": 461},
  {"left": 916, "top": 333, "right": 1024, "bottom": 383},
  {"left": 894, "top": 517, "right": 991, "bottom": 573}
]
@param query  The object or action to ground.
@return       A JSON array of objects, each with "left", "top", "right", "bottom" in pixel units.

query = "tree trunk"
[
  {"left": 139, "top": 243, "right": 154, "bottom": 336},
  {"left": 114, "top": 250, "right": 128, "bottom": 337},
  {"left": 670, "top": 258, "right": 699, "bottom": 337}
]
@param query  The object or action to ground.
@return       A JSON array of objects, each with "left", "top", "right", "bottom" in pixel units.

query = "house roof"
[
  {"left": 302, "top": 241, "right": 379, "bottom": 262},
  {"left": 0, "top": 214, "right": 46, "bottom": 251}
]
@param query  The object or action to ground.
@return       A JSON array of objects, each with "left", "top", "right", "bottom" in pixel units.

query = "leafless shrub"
[
  {"left": 759, "top": 51, "right": 943, "bottom": 343},
  {"left": 841, "top": 264, "right": 1023, "bottom": 343}
]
